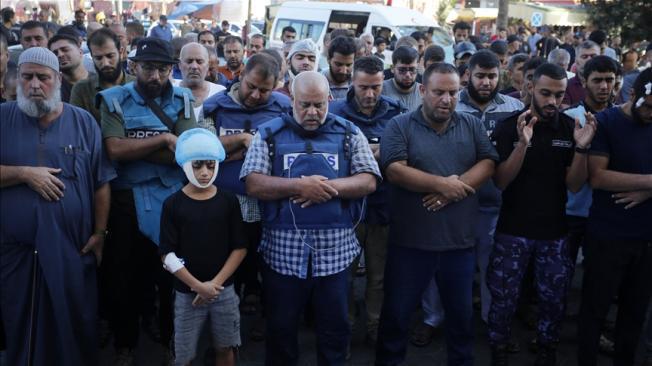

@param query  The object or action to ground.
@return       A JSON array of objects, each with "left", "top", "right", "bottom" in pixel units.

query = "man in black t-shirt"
[{"left": 486, "top": 63, "right": 597, "bottom": 365}]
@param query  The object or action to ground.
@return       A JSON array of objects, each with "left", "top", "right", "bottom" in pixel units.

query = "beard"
[
  {"left": 467, "top": 80, "right": 498, "bottom": 104},
  {"left": 17, "top": 82, "right": 62, "bottom": 118},
  {"left": 330, "top": 69, "right": 350, "bottom": 84},
  {"left": 227, "top": 57, "right": 242, "bottom": 70},
  {"left": 95, "top": 62, "right": 123, "bottom": 84},
  {"left": 532, "top": 95, "right": 559, "bottom": 121},
  {"left": 137, "top": 78, "right": 167, "bottom": 99},
  {"left": 394, "top": 77, "right": 415, "bottom": 90},
  {"left": 422, "top": 101, "right": 452, "bottom": 125}
]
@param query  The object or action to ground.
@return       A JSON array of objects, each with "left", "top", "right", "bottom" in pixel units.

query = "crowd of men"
[{"left": 0, "top": 7, "right": 651, "bottom": 366}]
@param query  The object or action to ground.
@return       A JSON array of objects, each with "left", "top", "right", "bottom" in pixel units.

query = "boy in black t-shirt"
[{"left": 160, "top": 128, "right": 247, "bottom": 366}]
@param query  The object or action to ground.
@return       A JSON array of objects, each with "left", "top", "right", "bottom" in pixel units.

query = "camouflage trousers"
[{"left": 487, "top": 233, "right": 571, "bottom": 346}]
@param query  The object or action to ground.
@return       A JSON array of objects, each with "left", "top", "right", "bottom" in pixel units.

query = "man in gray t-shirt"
[
  {"left": 375, "top": 63, "right": 498, "bottom": 365},
  {"left": 381, "top": 46, "right": 422, "bottom": 112}
]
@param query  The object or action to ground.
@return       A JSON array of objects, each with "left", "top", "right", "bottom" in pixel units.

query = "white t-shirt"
[{"left": 172, "top": 79, "right": 225, "bottom": 120}]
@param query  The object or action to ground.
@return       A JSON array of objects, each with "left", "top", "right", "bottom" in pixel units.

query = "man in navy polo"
[{"left": 578, "top": 69, "right": 652, "bottom": 366}]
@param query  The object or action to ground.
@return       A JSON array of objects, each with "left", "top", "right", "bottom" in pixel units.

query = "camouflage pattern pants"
[{"left": 487, "top": 233, "right": 571, "bottom": 346}]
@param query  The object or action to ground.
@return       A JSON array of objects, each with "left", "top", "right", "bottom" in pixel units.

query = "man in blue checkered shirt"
[{"left": 241, "top": 71, "right": 381, "bottom": 365}]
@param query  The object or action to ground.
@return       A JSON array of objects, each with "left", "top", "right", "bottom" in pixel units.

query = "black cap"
[{"left": 129, "top": 37, "right": 178, "bottom": 64}]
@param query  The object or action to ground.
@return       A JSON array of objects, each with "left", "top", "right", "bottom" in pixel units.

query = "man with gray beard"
[{"left": 0, "top": 47, "right": 116, "bottom": 365}]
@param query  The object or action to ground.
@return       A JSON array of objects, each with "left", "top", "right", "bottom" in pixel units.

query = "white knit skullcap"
[{"left": 18, "top": 47, "right": 59, "bottom": 72}]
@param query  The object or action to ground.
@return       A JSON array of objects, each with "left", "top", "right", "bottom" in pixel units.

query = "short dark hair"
[
  {"left": 250, "top": 33, "right": 266, "bottom": 46},
  {"left": 1, "top": 7, "right": 14, "bottom": 23},
  {"left": 453, "top": 22, "right": 471, "bottom": 32},
  {"left": 458, "top": 63, "right": 469, "bottom": 77},
  {"left": 125, "top": 21, "right": 145, "bottom": 37},
  {"left": 223, "top": 35, "right": 243, "bottom": 47},
  {"left": 508, "top": 53, "right": 529, "bottom": 71},
  {"left": 330, "top": 29, "right": 349, "bottom": 40},
  {"left": 282, "top": 26, "right": 296, "bottom": 35},
  {"left": 523, "top": 56, "right": 545, "bottom": 74},
  {"left": 243, "top": 53, "right": 280, "bottom": 82},
  {"left": 197, "top": 30, "right": 215, "bottom": 42},
  {"left": 374, "top": 37, "right": 386, "bottom": 47},
  {"left": 588, "top": 30, "right": 607, "bottom": 45},
  {"left": 353, "top": 56, "right": 384, "bottom": 76},
  {"left": 87, "top": 27, "right": 120, "bottom": 52},
  {"left": 533, "top": 63, "right": 567, "bottom": 83},
  {"left": 582, "top": 55, "right": 618, "bottom": 80},
  {"left": 391, "top": 46, "right": 418, "bottom": 65},
  {"left": 57, "top": 25, "right": 82, "bottom": 41},
  {"left": 328, "top": 36, "right": 356, "bottom": 59},
  {"left": 171, "top": 37, "right": 190, "bottom": 58},
  {"left": 48, "top": 33, "right": 79, "bottom": 49},
  {"left": 260, "top": 48, "right": 282, "bottom": 70},
  {"left": 20, "top": 21, "right": 47, "bottom": 38},
  {"left": 422, "top": 62, "right": 458, "bottom": 87},
  {"left": 410, "top": 31, "right": 425, "bottom": 42},
  {"left": 468, "top": 50, "right": 500, "bottom": 71},
  {"left": 423, "top": 44, "right": 445, "bottom": 64},
  {"left": 75, "top": 9, "right": 85, "bottom": 16},
  {"left": 489, "top": 40, "right": 508, "bottom": 56}
]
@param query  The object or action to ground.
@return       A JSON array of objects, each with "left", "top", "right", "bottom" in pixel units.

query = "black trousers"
[
  {"left": 233, "top": 221, "right": 263, "bottom": 299},
  {"left": 578, "top": 236, "right": 652, "bottom": 366},
  {"left": 102, "top": 190, "right": 173, "bottom": 349}
]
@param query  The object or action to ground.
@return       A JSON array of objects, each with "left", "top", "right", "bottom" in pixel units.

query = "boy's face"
[{"left": 192, "top": 160, "right": 217, "bottom": 186}]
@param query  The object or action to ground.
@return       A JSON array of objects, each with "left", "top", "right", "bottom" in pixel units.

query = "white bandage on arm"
[{"left": 163, "top": 252, "right": 185, "bottom": 274}]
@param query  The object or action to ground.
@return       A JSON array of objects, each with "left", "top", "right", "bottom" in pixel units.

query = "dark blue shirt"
[
  {"left": 587, "top": 107, "right": 652, "bottom": 240},
  {"left": 329, "top": 90, "right": 406, "bottom": 225}
]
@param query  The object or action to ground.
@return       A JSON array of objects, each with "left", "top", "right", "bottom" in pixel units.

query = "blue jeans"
[
  {"left": 263, "top": 263, "right": 351, "bottom": 366},
  {"left": 375, "top": 245, "right": 475, "bottom": 366},
  {"left": 422, "top": 277, "right": 445, "bottom": 327}
]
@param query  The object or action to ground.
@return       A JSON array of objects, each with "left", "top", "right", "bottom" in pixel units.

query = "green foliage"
[
  {"left": 436, "top": 0, "right": 458, "bottom": 25},
  {"left": 581, "top": 0, "right": 652, "bottom": 44}
]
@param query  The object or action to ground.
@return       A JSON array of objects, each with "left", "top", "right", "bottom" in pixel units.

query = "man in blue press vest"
[
  {"left": 329, "top": 56, "right": 406, "bottom": 346},
  {"left": 241, "top": 71, "right": 381, "bottom": 365},
  {"left": 203, "top": 53, "right": 291, "bottom": 324},
  {"left": 97, "top": 37, "right": 197, "bottom": 364}
]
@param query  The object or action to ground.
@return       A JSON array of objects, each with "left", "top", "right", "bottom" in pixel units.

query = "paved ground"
[{"left": 100, "top": 267, "right": 650, "bottom": 365}]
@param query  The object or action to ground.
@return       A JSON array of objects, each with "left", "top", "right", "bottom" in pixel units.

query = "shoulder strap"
[{"left": 144, "top": 97, "right": 176, "bottom": 132}]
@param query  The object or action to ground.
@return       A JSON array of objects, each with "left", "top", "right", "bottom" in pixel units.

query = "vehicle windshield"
[{"left": 396, "top": 26, "right": 453, "bottom": 47}]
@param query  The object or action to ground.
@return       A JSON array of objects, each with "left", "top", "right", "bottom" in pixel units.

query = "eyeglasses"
[
  {"left": 140, "top": 64, "right": 172, "bottom": 76},
  {"left": 396, "top": 67, "right": 417, "bottom": 75},
  {"left": 191, "top": 160, "right": 217, "bottom": 169}
]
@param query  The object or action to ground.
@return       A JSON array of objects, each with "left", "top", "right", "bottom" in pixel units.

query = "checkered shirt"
[{"left": 240, "top": 124, "right": 381, "bottom": 278}]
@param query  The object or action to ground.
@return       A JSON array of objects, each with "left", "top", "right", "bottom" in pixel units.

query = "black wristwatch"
[{"left": 575, "top": 146, "right": 589, "bottom": 154}]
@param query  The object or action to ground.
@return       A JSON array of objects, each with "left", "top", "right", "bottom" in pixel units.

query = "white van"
[{"left": 268, "top": 1, "right": 454, "bottom": 64}]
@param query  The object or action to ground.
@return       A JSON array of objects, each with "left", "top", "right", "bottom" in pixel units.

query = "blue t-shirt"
[{"left": 587, "top": 106, "right": 652, "bottom": 240}]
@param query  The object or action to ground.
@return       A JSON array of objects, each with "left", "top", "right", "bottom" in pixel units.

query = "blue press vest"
[
  {"left": 258, "top": 113, "right": 360, "bottom": 230},
  {"left": 96, "top": 82, "right": 193, "bottom": 245},
  {"left": 97, "top": 81, "right": 192, "bottom": 189},
  {"left": 203, "top": 90, "right": 291, "bottom": 194},
  {"left": 329, "top": 92, "right": 406, "bottom": 225}
]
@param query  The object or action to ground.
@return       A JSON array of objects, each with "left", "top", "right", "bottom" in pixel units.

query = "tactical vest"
[
  {"left": 96, "top": 82, "right": 193, "bottom": 245},
  {"left": 257, "top": 114, "right": 361, "bottom": 230},
  {"left": 203, "top": 90, "right": 291, "bottom": 195}
]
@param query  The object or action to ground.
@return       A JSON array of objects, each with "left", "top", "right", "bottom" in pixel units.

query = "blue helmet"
[{"left": 175, "top": 128, "right": 226, "bottom": 167}]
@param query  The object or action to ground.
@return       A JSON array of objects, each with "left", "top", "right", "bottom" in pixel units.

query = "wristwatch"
[
  {"left": 575, "top": 146, "right": 589, "bottom": 154},
  {"left": 94, "top": 229, "right": 109, "bottom": 237}
]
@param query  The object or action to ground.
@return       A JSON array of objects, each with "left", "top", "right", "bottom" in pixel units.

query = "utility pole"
[{"left": 497, "top": 0, "right": 508, "bottom": 29}]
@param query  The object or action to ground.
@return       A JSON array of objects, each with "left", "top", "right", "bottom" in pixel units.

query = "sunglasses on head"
[{"left": 191, "top": 160, "right": 217, "bottom": 169}]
